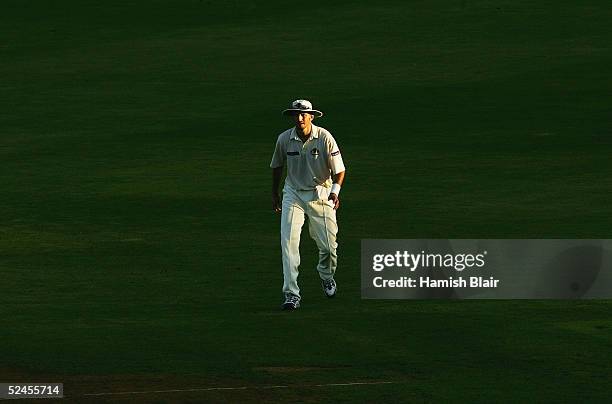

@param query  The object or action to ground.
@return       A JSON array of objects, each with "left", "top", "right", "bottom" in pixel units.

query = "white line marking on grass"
[{"left": 82, "top": 381, "right": 397, "bottom": 397}]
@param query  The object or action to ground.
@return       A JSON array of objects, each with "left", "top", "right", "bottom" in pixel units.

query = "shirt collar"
[{"left": 290, "top": 124, "right": 319, "bottom": 141}]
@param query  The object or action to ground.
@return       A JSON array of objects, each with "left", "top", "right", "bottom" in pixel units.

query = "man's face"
[{"left": 293, "top": 112, "right": 314, "bottom": 131}]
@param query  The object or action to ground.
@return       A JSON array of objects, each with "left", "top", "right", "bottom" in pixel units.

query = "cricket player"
[{"left": 270, "top": 99, "right": 346, "bottom": 310}]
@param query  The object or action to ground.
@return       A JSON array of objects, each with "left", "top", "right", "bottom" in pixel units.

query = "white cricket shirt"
[{"left": 270, "top": 124, "right": 346, "bottom": 191}]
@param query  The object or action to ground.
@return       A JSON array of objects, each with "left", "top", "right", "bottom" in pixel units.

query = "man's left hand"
[{"left": 328, "top": 193, "right": 340, "bottom": 210}]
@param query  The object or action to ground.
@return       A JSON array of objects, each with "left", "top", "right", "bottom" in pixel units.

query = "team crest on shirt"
[{"left": 311, "top": 148, "right": 320, "bottom": 156}]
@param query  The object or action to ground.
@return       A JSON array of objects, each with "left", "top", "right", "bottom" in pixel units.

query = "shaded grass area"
[{"left": 2, "top": 0, "right": 612, "bottom": 401}]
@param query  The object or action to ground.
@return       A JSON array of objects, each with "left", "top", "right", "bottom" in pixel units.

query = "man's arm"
[
  {"left": 272, "top": 166, "right": 283, "bottom": 212},
  {"left": 328, "top": 170, "right": 345, "bottom": 210},
  {"left": 333, "top": 171, "right": 345, "bottom": 187}
]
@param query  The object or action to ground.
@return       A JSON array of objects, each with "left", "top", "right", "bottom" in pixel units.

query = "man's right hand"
[{"left": 272, "top": 193, "right": 282, "bottom": 213}]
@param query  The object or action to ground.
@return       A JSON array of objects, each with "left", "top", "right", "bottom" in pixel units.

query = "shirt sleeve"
[
  {"left": 270, "top": 135, "right": 286, "bottom": 168},
  {"left": 327, "top": 135, "right": 346, "bottom": 175}
]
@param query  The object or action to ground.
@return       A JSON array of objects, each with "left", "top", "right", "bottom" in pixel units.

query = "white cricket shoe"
[
  {"left": 282, "top": 293, "right": 301, "bottom": 310},
  {"left": 322, "top": 278, "right": 337, "bottom": 298}
]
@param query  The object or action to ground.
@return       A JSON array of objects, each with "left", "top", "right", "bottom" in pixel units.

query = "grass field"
[{"left": 2, "top": 0, "right": 612, "bottom": 402}]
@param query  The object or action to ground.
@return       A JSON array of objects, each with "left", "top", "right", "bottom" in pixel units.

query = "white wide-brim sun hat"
[{"left": 282, "top": 99, "right": 323, "bottom": 117}]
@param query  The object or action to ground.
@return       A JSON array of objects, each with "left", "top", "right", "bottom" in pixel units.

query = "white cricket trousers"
[{"left": 280, "top": 185, "right": 338, "bottom": 298}]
